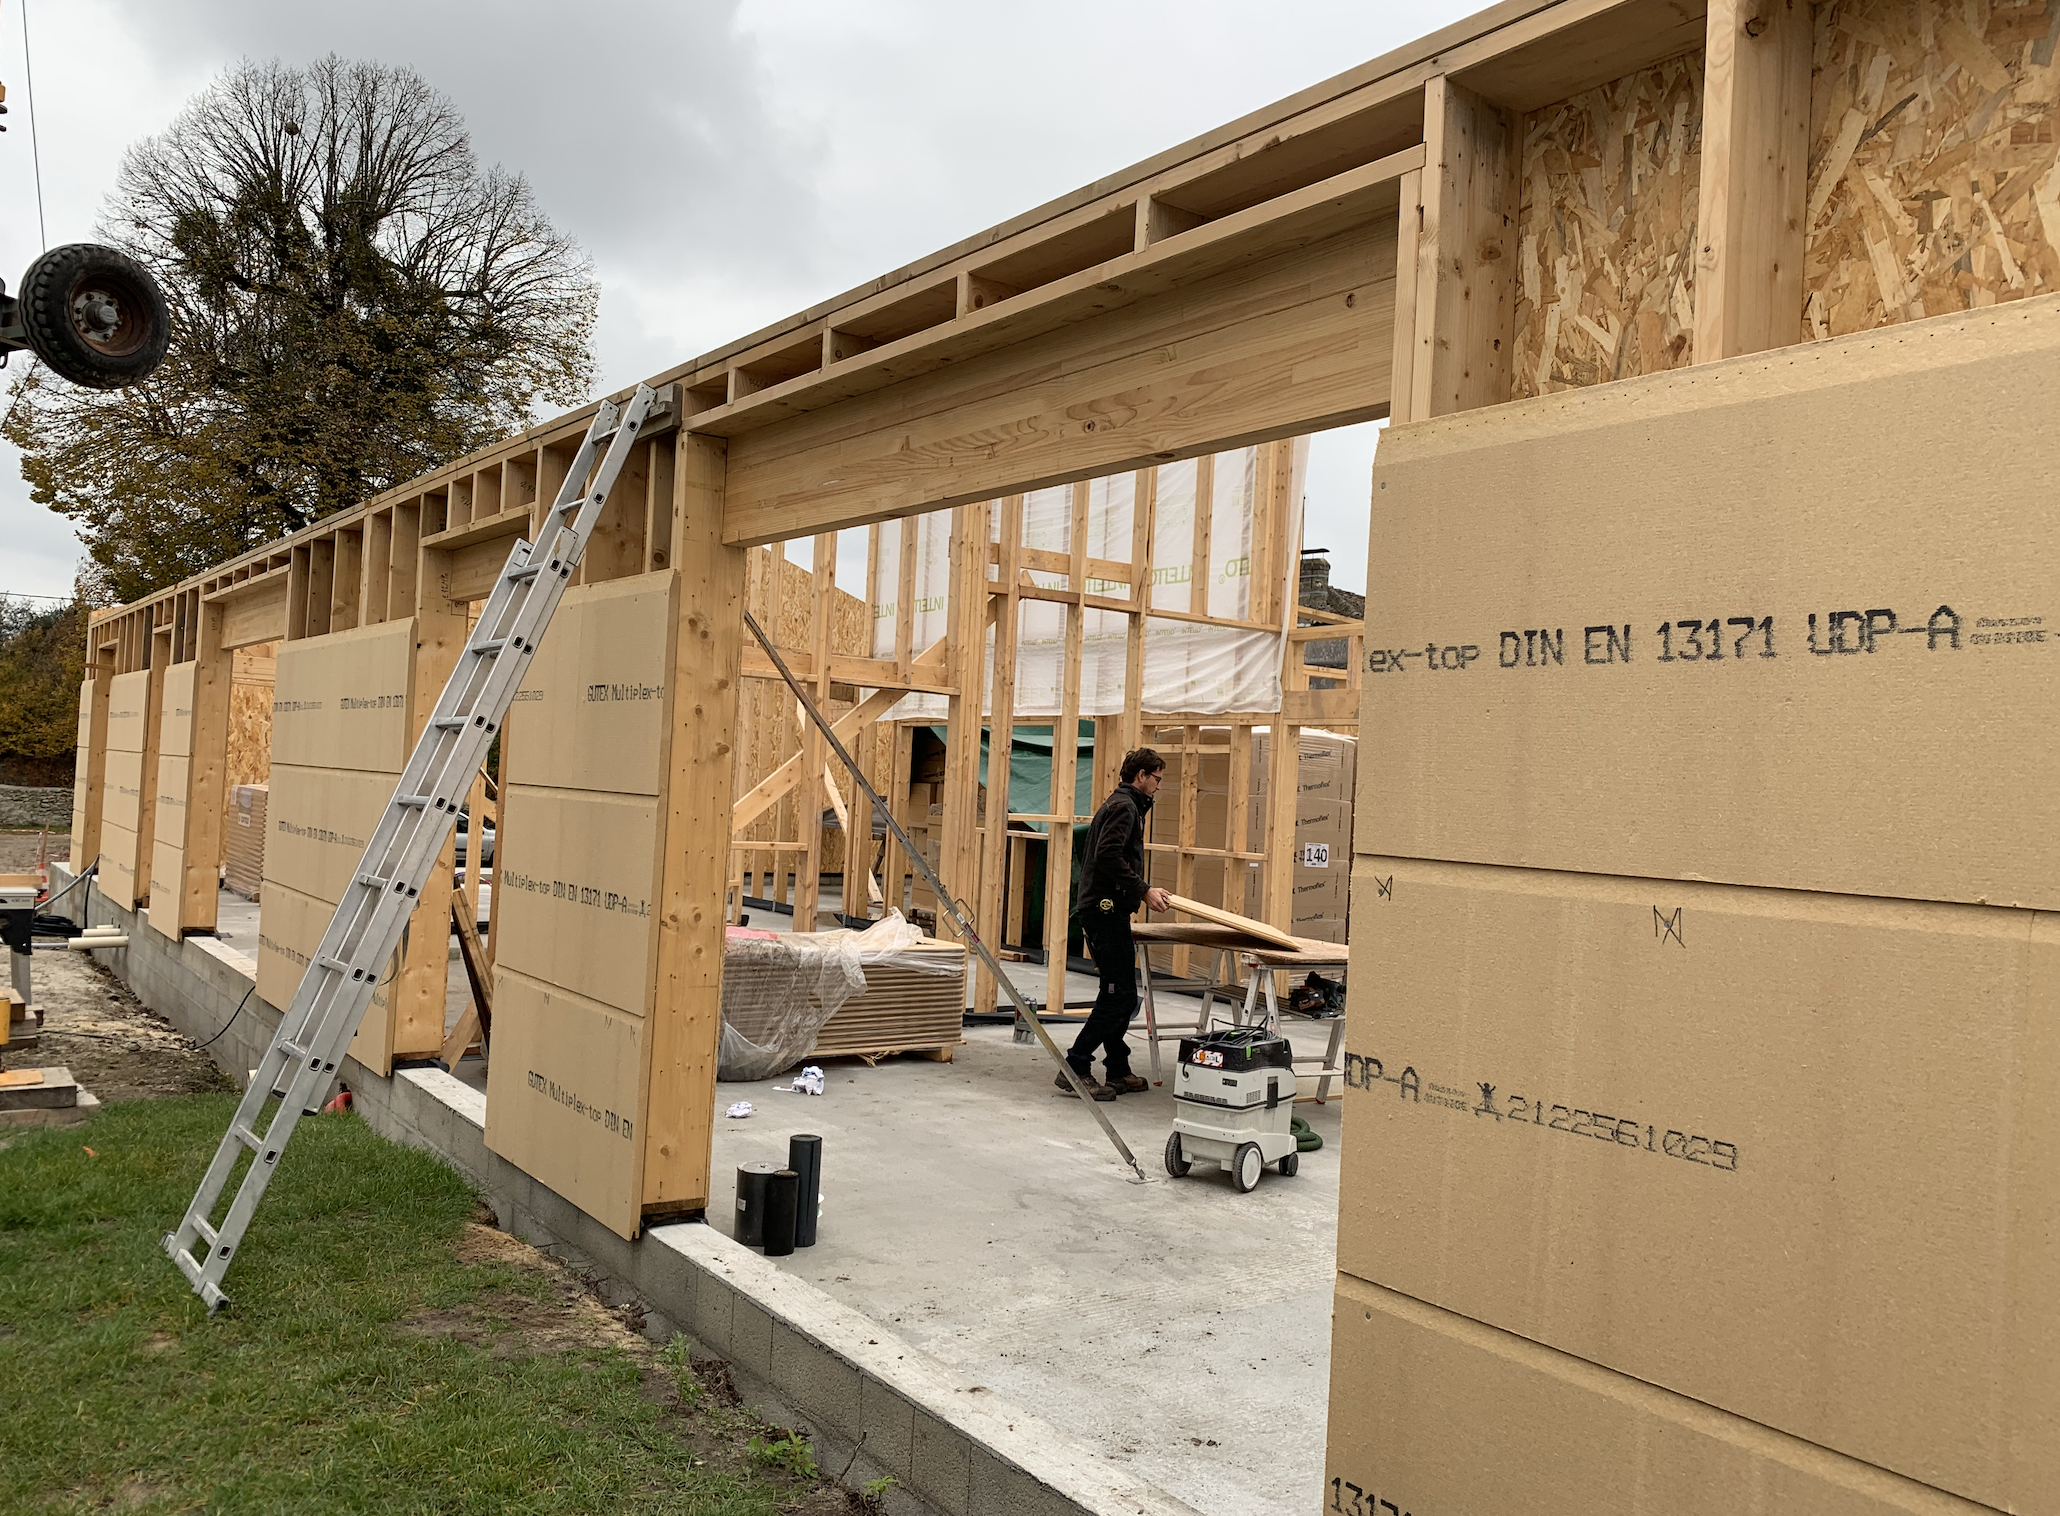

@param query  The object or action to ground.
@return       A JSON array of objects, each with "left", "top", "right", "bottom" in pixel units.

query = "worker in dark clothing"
[{"left": 1059, "top": 747, "right": 1171, "bottom": 1100}]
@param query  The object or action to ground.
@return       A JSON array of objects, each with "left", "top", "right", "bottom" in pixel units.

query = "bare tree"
[{"left": 6, "top": 56, "right": 598, "bottom": 604}]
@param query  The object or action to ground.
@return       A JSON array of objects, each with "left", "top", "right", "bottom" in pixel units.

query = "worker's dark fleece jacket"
[
  {"left": 1066, "top": 782, "right": 1154, "bottom": 1078},
  {"left": 1076, "top": 782, "right": 1153, "bottom": 913}
]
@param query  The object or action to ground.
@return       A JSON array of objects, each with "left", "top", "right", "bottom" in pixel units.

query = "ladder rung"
[
  {"left": 397, "top": 795, "right": 430, "bottom": 808},
  {"left": 192, "top": 1217, "right": 218, "bottom": 1249},
  {"left": 231, "top": 1123, "right": 262, "bottom": 1152},
  {"left": 356, "top": 871, "right": 393, "bottom": 890},
  {"left": 432, "top": 716, "right": 468, "bottom": 730},
  {"left": 508, "top": 563, "right": 542, "bottom": 582},
  {"left": 279, "top": 1040, "right": 310, "bottom": 1062},
  {"left": 316, "top": 955, "right": 356, "bottom": 976},
  {"left": 472, "top": 639, "right": 508, "bottom": 656}
]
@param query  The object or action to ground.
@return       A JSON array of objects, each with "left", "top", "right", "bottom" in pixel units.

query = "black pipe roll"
[
  {"left": 788, "top": 1134, "right": 822, "bottom": 1248},
  {"left": 762, "top": 1168, "right": 800, "bottom": 1257},
  {"left": 734, "top": 1160, "right": 780, "bottom": 1248}
]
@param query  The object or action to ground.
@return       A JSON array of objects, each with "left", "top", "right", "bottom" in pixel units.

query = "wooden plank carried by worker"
[{"left": 1158, "top": 892, "right": 1299, "bottom": 950}]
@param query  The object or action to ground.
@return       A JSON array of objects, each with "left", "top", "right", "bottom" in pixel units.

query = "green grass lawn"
[{"left": 0, "top": 1093, "right": 838, "bottom": 1515}]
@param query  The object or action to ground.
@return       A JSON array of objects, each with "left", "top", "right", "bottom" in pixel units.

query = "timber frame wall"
[{"left": 73, "top": 0, "right": 2059, "bottom": 1230}]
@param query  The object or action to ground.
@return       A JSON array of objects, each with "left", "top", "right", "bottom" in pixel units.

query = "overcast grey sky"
[{"left": 0, "top": 0, "right": 1476, "bottom": 605}]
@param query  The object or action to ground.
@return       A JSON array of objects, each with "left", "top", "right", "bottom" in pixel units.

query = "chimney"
[{"left": 1298, "top": 548, "right": 1331, "bottom": 608}]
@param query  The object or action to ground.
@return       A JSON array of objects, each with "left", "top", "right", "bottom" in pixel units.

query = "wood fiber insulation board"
[
  {"left": 489, "top": 968, "right": 647, "bottom": 1238},
  {"left": 255, "top": 876, "right": 394, "bottom": 1070},
  {"left": 1805, "top": 0, "right": 2060, "bottom": 340},
  {"left": 158, "top": 661, "right": 196, "bottom": 758},
  {"left": 70, "top": 678, "right": 95, "bottom": 871},
  {"left": 97, "top": 823, "right": 139, "bottom": 910},
  {"left": 102, "top": 750, "right": 144, "bottom": 836},
  {"left": 148, "top": 841, "right": 185, "bottom": 941},
  {"left": 105, "top": 670, "right": 149, "bottom": 754},
  {"left": 261, "top": 763, "right": 401, "bottom": 906},
  {"left": 511, "top": 571, "right": 673, "bottom": 797},
  {"left": 148, "top": 667, "right": 200, "bottom": 941},
  {"left": 269, "top": 620, "right": 414, "bottom": 773},
  {"left": 1327, "top": 1274, "right": 2011, "bottom": 1516},
  {"left": 147, "top": 755, "right": 192, "bottom": 942},
  {"left": 492, "top": 788, "right": 663, "bottom": 1020},
  {"left": 1339, "top": 855, "right": 2060, "bottom": 1516},
  {"left": 155, "top": 757, "right": 191, "bottom": 848},
  {"left": 1360, "top": 294, "right": 2060, "bottom": 909},
  {"left": 1513, "top": 50, "right": 1706, "bottom": 397},
  {"left": 487, "top": 574, "right": 675, "bottom": 1240}
]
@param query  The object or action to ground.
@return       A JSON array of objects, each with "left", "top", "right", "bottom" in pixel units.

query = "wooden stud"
[
  {"left": 363, "top": 512, "right": 393, "bottom": 626},
  {"left": 794, "top": 533, "right": 837, "bottom": 932},
  {"left": 646, "top": 434, "right": 675, "bottom": 573},
  {"left": 1190, "top": 453, "right": 1216, "bottom": 617},
  {"left": 331, "top": 529, "right": 363, "bottom": 632},
  {"left": 177, "top": 602, "right": 231, "bottom": 935},
  {"left": 286, "top": 547, "right": 310, "bottom": 641},
  {"left": 1042, "top": 483, "right": 1089, "bottom": 1015},
  {"left": 938, "top": 504, "right": 990, "bottom": 949},
  {"left": 643, "top": 430, "right": 747, "bottom": 1218},
  {"left": 390, "top": 545, "right": 467, "bottom": 1067},
  {"left": 1409, "top": 75, "right": 1521, "bottom": 420},
  {"left": 1123, "top": 467, "right": 1156, "bottom": 755},
  {"left": 306, "top": 539, "right": 336, "bottom": 638},
  {"left": 974, "top": 496, "right": 1024, "bottom": 1014},
  {"left": 957, "top": 270, "right": 1020, "bottom": 317},
  {"left": 1136, "top": 195, "right": 1206, "bottom": 249},
  {"left": 1694, "top": 0, "right": 1810, "bottom": 363}
]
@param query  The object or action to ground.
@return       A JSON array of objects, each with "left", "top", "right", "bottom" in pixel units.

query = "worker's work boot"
[
  {"left": 1103, "top": 1073, "right": 1148, "bottom": 1095},
  {"left": 1056, "top": 1069, "right": 1116, "bottom": 1101}
]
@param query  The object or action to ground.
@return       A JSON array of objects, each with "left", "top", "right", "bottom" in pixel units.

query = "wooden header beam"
[{"left": 83, "top": 0, "right": 1714, "bottom": 633}]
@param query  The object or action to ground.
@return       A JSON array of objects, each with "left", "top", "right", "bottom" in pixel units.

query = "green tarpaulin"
[{"left": 930, "top": 721, "right": 1098, "bottom": 833}]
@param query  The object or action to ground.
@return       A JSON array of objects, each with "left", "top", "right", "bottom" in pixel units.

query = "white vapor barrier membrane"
[{"left": 871, "top": 442, "right": 1306, "bottom": 719}]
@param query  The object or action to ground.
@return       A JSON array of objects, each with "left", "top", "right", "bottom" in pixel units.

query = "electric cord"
[{"left": 191, "top": 981, "right": 254, "bottom": 1052}]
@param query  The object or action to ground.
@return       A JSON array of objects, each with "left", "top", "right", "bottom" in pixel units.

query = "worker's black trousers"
[{"left": 1068, "top": 903, "right": 1139, "bottom": 1079}]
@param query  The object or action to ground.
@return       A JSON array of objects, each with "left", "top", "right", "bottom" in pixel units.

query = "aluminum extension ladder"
[{"left": 165, "top": 384, "right": 661, "bottom": 1312}]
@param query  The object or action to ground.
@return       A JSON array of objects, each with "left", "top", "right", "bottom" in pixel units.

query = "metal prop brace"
[{"left": 741, "top": 608, "right": 1148, "bottom": 1183}]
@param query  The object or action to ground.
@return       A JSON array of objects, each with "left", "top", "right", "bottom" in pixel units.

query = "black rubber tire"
[
  {"left": 1233, "top": 1141, "right": 1263, "bottom": 1194},
  {"left": 17, "top": 243, "right": 171, "bottom": 389},
  {"left": 1164, "top": 1131, "right": 1190, "bottom": 1178},
  {"left": 1278, "top": 1150, "right": 1299, "bottom": 1177}
]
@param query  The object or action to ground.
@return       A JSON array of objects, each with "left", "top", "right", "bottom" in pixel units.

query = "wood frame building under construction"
[{"left": 61, "top": 0, "right": 2060, "bottom": 1507}]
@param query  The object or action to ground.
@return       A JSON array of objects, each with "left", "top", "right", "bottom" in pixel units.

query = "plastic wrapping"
[
  {"left": 718, "top": 910, "right": 960, "bottom": 1081},
  {"left": 871, "top": 442, "right": 1308, "bottom": 721}
]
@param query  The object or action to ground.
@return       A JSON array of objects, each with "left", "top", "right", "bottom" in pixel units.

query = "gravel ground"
[{"left": 0, "top": 827, "right": 60, "bottom": 874}]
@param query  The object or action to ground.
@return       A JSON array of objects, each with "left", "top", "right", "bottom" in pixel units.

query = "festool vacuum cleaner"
[{"left": 1163, "top": 1025, "right": 1300, "bottom": 1192}]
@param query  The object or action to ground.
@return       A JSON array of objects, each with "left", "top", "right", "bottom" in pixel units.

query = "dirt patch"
[
  {"left": 402, "top": 1222, "right": 882, "bottom": 1514},
  {"left": 0, "top": 829, "right": 60, "bottom": 874},
  {"left": 1, "top": 946, "right": 234, "bottom": 1100},
  {"left": 403, "top": 1222, "right": 652, "bottom": 1359}
]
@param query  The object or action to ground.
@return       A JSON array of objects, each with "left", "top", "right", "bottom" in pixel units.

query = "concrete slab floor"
[
  {"left": 710, "top": 1022, "right": 1343, "bottom": 1516},
  {"left": 214, "top": 881, "right": 1345, "bottom": 1514}
]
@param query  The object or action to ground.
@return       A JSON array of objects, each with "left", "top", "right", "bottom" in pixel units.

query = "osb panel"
[
  {"left": 1805, "top": 0, "right": 2060, "bottom": 337},
  {"left": 228, "top": 644, "right": 275, "bottom": 791},
  {"left": 1513, "top": 52, "right": 1705, "bottom": 398}
]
